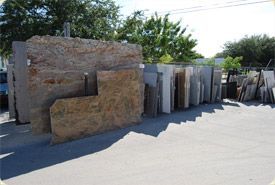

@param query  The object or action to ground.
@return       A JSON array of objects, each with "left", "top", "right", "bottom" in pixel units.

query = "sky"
[{"left": 116, "top": 0, "right": 275, "bottom": 57}]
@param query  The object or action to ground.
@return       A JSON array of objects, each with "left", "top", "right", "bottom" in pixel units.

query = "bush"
[
  {"left": 159, "top": 54, "right": 174, "bottom": 63},
  {"left": 221, "top": 56, "right": 242, "bottom": 71}
]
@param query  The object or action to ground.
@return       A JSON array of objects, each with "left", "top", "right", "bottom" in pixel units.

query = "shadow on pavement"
[{"left": 0, "top": 101, "right": 250, "bottom": 180}]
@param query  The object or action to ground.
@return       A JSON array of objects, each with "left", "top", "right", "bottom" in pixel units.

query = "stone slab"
[
  {"left": 175, "top": 67, "right": 191, "bottom": 109},
  {"left": 25, "top": 36, "right": 142, "bottom": 134},
  {"left": 144, "top": 72, "right": 158, "bottom": 87},
  {"left": 263, "top": 70, "right": 275, "bottom": 103},
  {"left": 211, "top": 69, "right": 222, "bottom": 102},
  {"left": 50, "top": 69, "right": 144, "bottom": 144},
  {"left": 143, "top": 72, "right": 160, "bottom": 116},
  {"left": 12, "top": 42, "right": 30, "bottom": 123},
  {"left": 190, "top": 67, "right": 201, "bottom": 106},
  {"left": 7, "top": 64, "right": 15, "bottom": 119},
  {"left": 144, "top": 64, "right": 175, "bottom": 113},
  {"left": 200, "top": 67, "right": 212, "bottom": 102}
]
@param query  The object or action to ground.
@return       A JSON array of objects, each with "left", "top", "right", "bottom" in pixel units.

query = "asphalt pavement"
[{"left": 1, "top": 100, "right": 275, "bottom": 185}]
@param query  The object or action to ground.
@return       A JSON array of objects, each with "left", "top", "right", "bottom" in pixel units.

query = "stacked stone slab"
[
  {"left": 25, "top": 36, "right": 143, "bottom": 134},
  {"left": 144, "top": 64, "right": 175, "bottom": 113},
  {"left": 50, "top": 69, "right": 144, "bottom": 144}
]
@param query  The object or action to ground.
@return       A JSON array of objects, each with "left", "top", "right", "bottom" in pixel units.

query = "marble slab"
[
  {"left": 200, "top": 67, "right": 213, "bottom": 103},
  {"left": 50, "top": 69, "right": 144, "bottom": 144}
]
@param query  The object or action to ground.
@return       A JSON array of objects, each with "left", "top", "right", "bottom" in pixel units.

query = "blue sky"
[{"left": 116, "top": 0, "right": 275, "bottom": 57}]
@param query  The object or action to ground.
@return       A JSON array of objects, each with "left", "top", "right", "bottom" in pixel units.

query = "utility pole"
[{"left": 63, "top": 22, "right": 70, "bottom": 37}]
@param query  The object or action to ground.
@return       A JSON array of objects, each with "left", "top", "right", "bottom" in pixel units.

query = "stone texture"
[
  {"left": 143, "top": 72, "right": 160, "bottom": 116},
  {"left": 201, "top": 66, "right": 212, "bottom": 103},
  {"left": 176, "top": 67, "right": 191, "bottom": 108},
  {"left": 50, "top": 69, "right": 144, "bottom": 144},
  {"left": 26, "top": 36, "right": 142, "bottom": 134},
  {"left": 7, "top": 64, "right": 15, "bottom": 119},
  {"left": 13, "top": 42, "right": 30, "bottom": 123},
  {"left": 189, "top": 67, "right": 201, "bottom": 106},
  {"left": 211, "top": 69, "right": 222, "bottom": 102},
  {"left": 144, "top": 64, "right": 175, "bottom": 114}
]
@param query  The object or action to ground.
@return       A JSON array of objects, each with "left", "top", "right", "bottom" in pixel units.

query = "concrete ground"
[{"left": 1, "top": 100, "right": 275, "bottom": 185}]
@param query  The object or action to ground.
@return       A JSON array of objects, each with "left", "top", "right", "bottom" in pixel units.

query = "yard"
[{"left": 1, "top": 100, "right": 275, "bottom": 185}]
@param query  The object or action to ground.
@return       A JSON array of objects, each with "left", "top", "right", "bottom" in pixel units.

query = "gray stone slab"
[
  {"left": 13, "top": 42, "right": 30, "bottom": 123},
  {"left": 200, "top": 67, "right": 212, "bottom": 102},
  {"left": 190, "top": 67, "right": 201, "bottom": 106},
  {"left": 144, "top": 64, "right": 175, "bottom": 113},
  {"left": 263, "top": 71, "right": 275, "bottom": 103},
  {"left": 212, "top": 69, "right": 222, "bottom": 102},
  {"left": 272, "top": 87, "right": 275, "bottom": 103},
  {"left": 200, "top": 84, "right": 204, "bottom": 103},
  {"left": 7, "top": 63, "right": 15, "bottom": 119},
  {"left": 144, "top": 72, "right": 158, "bottom": 87}
]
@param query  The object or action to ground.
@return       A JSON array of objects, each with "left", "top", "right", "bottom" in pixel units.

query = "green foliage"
[
  {"left": 193, "top": 58, "right": 218, "bottom": 67},
  {"left": 117, "top": 12, "right": 199, "bottom": 63},
  {"left": 203, "top": 58, "right": 216, "bottom": 66},
  {"left": 0, "top": 0, "right": 120, "bottom": 57},
  {"left": 159, "top": 53, "right": 174, "bottom": 63},
  {"left": 0, "top": 1, "right": 201, "bottom": 63},
  {"left": 216, "top": 34, "right": 275, "bottom": 67},
  {"left": 220, "top": 56, "right": 242, "bottom": 71}
]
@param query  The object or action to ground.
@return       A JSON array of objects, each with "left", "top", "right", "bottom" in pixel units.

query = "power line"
[
  {"left": 152, "top": 0, "right": 252, "bottom": 15},
  {"left": 145, "top": 0, "right": 271, "bottom": 16}
]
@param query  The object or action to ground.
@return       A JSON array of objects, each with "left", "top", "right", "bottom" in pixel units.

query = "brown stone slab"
[{"left": 50, "top": 69, "right": 144, "bottom": 144}]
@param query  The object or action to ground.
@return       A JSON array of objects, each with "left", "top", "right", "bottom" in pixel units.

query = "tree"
[
  {"left": 220, "top": 56, "right": 242, "bottom": 71},
  {"left": 0, "top": 0, "right": 120, "bottom": 57},
  {"left": 116, "top": 12, "right": 199, "bottom": 63},
  {"left": 216, "top": 34, "right": 275, "bottom": 67}
]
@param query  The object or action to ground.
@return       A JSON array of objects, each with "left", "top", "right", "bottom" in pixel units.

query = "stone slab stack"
[
  {"left": 24, "top": 36, "right": 143, "bottom": 134},
  {"left": 144, "top": 64, "right": 175, "bottom": 114}
]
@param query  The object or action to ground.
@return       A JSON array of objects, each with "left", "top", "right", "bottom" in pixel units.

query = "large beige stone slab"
[
  {"left": 26, "top": 36, "right": 142, "bottom": 134},
  {"left": 50, "top": 69, "right": 144, "bottom": 144}
]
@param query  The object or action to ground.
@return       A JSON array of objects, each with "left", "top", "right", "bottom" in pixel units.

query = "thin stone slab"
[
  {"left": 13, "top": 42, "right": 30, "bottom": 123},
  {"left": 143, "top": 72, "right": 159, "bottom": 116},
  {"left": 7, "top": 64, "right": 15, "bottom": 119},
  {"left": 211, "top": 69, "right": 222, "bottom": 102},
  {"left": 263, "top": 70, "right": 275, "bottom": 103},
  {"left": 200, "top": 67, "right": 212, "bottom": 102},
  {"left": 175, "top": 67, "right": 191, "bottom": 108},
  {"left": 50, "top": 69, "right": 144, "bottom": 144},
  {"left": 190, "top": 67, "right": 201, "bottom": 106},
  {"left": 200, "top": 84, "right": 204, "bottom": 103},
  {"left": 272, "top": 87, "right": 275, "bottom": 103}
]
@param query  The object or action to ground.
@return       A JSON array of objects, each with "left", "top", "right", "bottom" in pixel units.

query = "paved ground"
[{"left": 1, "top": 100, "right": 275, "bottom": 185}]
